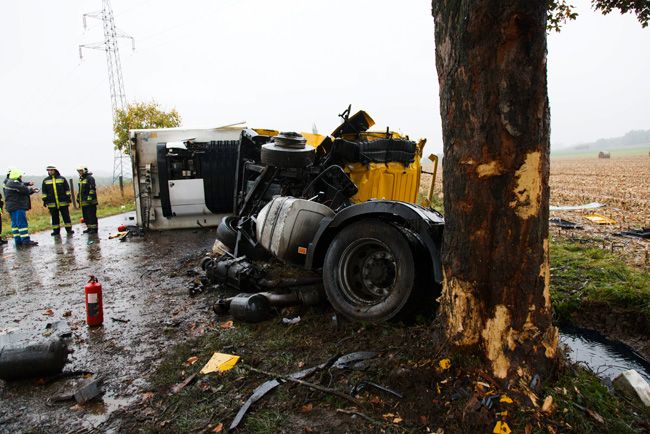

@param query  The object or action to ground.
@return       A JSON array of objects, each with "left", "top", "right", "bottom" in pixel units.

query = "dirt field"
[{"left": 422, "top": 154, "right": 650, "bottom": 266}]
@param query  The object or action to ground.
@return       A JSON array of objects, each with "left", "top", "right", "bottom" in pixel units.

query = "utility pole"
[{"left": 80, "top": 0, "right": 135, "bottom": 184}]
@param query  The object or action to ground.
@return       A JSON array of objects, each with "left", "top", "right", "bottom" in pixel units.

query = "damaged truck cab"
[
  {"left": 130, "top": 107, "right": 443, "bottom": 322},
  {"left": 205, "top": 106, "right": 444, "bottom": 322}
]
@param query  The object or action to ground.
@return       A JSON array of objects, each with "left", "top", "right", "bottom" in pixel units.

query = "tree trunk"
[{"left": 432, "top": 0, "right": 558, "bottom": 379}]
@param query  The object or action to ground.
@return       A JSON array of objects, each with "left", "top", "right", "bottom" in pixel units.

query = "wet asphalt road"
[{"left": 0, "top": 213, "right": 216, "bottom": 432}]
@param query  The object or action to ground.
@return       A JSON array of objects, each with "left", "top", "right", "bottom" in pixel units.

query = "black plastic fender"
[{"left": 305, "top": 200, "right": 444, "bottom": 283}]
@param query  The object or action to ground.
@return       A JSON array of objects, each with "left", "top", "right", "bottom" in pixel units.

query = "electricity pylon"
[{"left": 80, "top": 0, "right": 135, "bottom": 183}]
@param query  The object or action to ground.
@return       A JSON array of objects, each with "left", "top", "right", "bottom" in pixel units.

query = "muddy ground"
[
  {"left": 1, "top": 213, "right": 649, "bottom": 433},
  {"left": 0, "top": 213, "right": 215, "bottom": 432}
]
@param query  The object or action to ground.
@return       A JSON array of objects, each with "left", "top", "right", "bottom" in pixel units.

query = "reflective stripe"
[
  {"left": 64, "top": 224, "right": 72, "bottom": 228},
  {"left": 52, "top": 225, "right": 60, "bottom": 229},
  {"left": 44, "top": 180, "right": 54, "bottom": 185},
  {"left": 51, "top": 176, "right": 60, "bottom": 207},
  {"left": 19, "top": 234, "right": 30, "bottom": 238},
  {"left": 55, "top": 179, "right": 64, "bottom": 184}
]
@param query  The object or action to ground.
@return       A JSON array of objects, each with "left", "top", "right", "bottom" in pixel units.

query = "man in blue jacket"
[{"left": 3, "top": 168, "right": 39, "bottom": 247}]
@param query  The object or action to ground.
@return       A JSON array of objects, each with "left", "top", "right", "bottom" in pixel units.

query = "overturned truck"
[{"left": 202, "top": 107, "right": 444, "bottom": 322}]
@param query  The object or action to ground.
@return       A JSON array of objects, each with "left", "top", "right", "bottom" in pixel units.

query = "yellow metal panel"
[
  {"left": 300, "top": 132, "right": 327, "bottom": 147},
  {"left": 346, "top": 160, "right": 421, "bottom": 204}
]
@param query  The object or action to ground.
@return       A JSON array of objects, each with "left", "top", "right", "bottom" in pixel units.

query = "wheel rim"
[{"left": 338, "top": 238, "right": 397, "bottom": 306}]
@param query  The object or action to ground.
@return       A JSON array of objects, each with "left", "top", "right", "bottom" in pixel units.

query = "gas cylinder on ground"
[{"left": 85, "top": 275, "right": 103, "bottom": 326}]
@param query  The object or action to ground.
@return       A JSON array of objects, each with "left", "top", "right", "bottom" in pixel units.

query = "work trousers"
[
  {"left": 82, "top": 205, "right": 98, "bottom": 231},
  {"left": 9, "top": 210, "right": 31, "bottom": 245},
  {"left": 49, "top": 206, "right": 72, "bottom": 233}
]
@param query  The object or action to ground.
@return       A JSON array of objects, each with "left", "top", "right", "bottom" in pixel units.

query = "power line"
[{"left": 79, "top": 0, "right": 135, "bottom": 183}]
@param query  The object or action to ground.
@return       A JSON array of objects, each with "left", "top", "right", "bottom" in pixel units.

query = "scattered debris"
[
  {"left": 613, "top": 227, "right": 650, "bottom": 239},
  {"left": 199, "top": 352, "right": 240, "bottom": 374},
  {"left": 549, "top": 217, "right": 583, "bottom": 229},
  {"left": 549, "top": 202, "right": 605, "bottom": 211},
  {"left": 612, "top": 369, "right": 650, "bottom": 407},
  {"left": 437, "top": 358, "right": 451, "bottom": 371},
  {"left": 282, "top": 316, "right": 301, "bottom": 325},
  {"left": 110, "top": 317, "right": 130, "bottom": 323},
  {"left": 493, "top": 420, "right": 511, "bottom": 434},
  {"left": 0, "top": 326, "right": 70, "bottom": 381},
  {"left": 230, "top": 351, "right": 377, "bottom": 430},
  {"left": 74, "top": 378, "right": 103, "bottom": 404},
  {"left": 350, "top": 380, "right": 403, "bottom": 399},
  {"left": 584, "top": 214, "right": 617, "bottom": 225}
]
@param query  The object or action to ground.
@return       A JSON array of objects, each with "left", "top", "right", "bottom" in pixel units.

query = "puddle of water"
[{"left": 560, "top": 326, "right": 650, "bottom": 384}]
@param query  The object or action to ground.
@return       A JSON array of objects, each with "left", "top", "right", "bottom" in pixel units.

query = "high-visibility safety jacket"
[
  {"left": 77, "top": 173, "right": 98, "bottom": 206},
  {"left": 41, "top": 172, "right": 71, "bottom": 208}
]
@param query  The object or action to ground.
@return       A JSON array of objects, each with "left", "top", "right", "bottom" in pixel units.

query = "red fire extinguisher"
[{"left": 85, "top": 275, "right": 104, "bottom": 326}]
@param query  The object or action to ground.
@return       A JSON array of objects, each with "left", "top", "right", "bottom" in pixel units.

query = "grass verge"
[
  {"left": 550, "top": 240, "right": 650, "bottom": 321},
  {"left": 1, "top": 183, "right": 135, "bottom": 237}
]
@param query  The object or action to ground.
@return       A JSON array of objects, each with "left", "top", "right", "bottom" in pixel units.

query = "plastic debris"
[
  {"left": 613, "top": 227, "right": 650, "bottom": 239},
  {"left": 200, "top": 352, "right": 240, "bottom": 374},
  {"left": 230, "top": 351, "right": 377, "bottom": 431},
  {"left": 584, "top": 214, "right": 616, "bottom": 224},
  {"left": 549, "top": 202, "right": 605, "bottom": 211},
  {"left": 282, "top": 316, "right": 301, "bottom": 325},
  {"left": 493, "top": 421, "right": 511, "bottom": 434},
  {"left": 499, "top": 394, "right": 513, "bottom": 404},
  {"left": 612, "top": 369, "right": 650, "bottom": 407},
  {"left": 437, "top": 358, "right": 451, "bottom": 371},
  {"left": 549, "top": 217, "right": 583, "bottom": 229}
]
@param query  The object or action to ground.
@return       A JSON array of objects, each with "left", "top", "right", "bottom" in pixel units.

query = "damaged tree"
[{"left": 432, "top": 0, "right": 558, "bottom": 379}]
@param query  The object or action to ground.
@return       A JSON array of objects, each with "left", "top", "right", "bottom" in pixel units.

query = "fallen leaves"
[
  {"left": 43, "top": 309, "right": 54, "bottom": 316},
  {"left": 212, "top": 423, "right": 224, "bottom": 432},
  {"left": 219, "top": 320, "right": 234, "bottom": 329},
  {"left": 185, "top": 356, "right": 199, "bottom": 366}
]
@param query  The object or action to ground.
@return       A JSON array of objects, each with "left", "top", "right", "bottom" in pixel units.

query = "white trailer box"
[{"left": 130, "top": 125, "right": 244, "bottom": 230}]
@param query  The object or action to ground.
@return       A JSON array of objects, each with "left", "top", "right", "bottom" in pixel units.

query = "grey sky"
[{"left": 1, "top": 0, "right": 648, "bottom": 176}]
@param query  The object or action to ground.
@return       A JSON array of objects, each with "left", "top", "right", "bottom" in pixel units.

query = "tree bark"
[{"left": 432, "top": 0, "right": 558, "bottom": 379}]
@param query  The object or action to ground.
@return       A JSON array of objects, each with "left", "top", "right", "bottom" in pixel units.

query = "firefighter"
[
  {"left": 41, "top": 165, "right": 74, "bottom": 236},
  {"left": 0, "top": 183, "right": 7, "bottom": 245},
  {"left": 3, "top": 169, "right": 39, "bottom": 247},
  {"left": 77, "top": 166, "right": 98, "bottom": 234}
]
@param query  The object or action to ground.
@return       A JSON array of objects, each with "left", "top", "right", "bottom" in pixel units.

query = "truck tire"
[
  {"left": 216, "top": 216, "right": 270, "bottom": 260},
  {"left": 260, "top": 143, "right": 315, "bottom": 168},
  {"left": 216, "top": 216, "right": 238, "bottom": 249},
  {"left": 322, "top": 219, "right": 417, "bottom": 322}
]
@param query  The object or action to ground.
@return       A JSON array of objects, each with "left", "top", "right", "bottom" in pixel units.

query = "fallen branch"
[{"left": 244, "top": 365, "right": 361, "bottom": 407}]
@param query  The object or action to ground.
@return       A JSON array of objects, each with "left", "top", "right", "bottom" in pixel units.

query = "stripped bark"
[{"left": 432, "top": 0, "right": 558, "bottom": 379}]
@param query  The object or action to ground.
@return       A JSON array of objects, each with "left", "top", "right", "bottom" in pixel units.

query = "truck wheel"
[
  {"left": 323, "top": 219, "right": 416, "bottom": 322},
  {"left": 260, "top": 143, "right": 315, "bottom": 168}
]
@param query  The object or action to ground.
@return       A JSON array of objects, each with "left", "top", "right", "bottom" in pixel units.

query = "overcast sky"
[{"left": 1, "top": 0, "right": 648, "bottom": 176}]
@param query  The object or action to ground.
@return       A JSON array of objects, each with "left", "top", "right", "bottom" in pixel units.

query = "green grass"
[
  {"left": 550, "top": 241, "right": 650, "bottom": 320},
  {"left": 542, "top": 365, "right": 649, "bottom": 433},
  {"left": 551, "top": 144, "right": 650, "bottom": 158}
]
